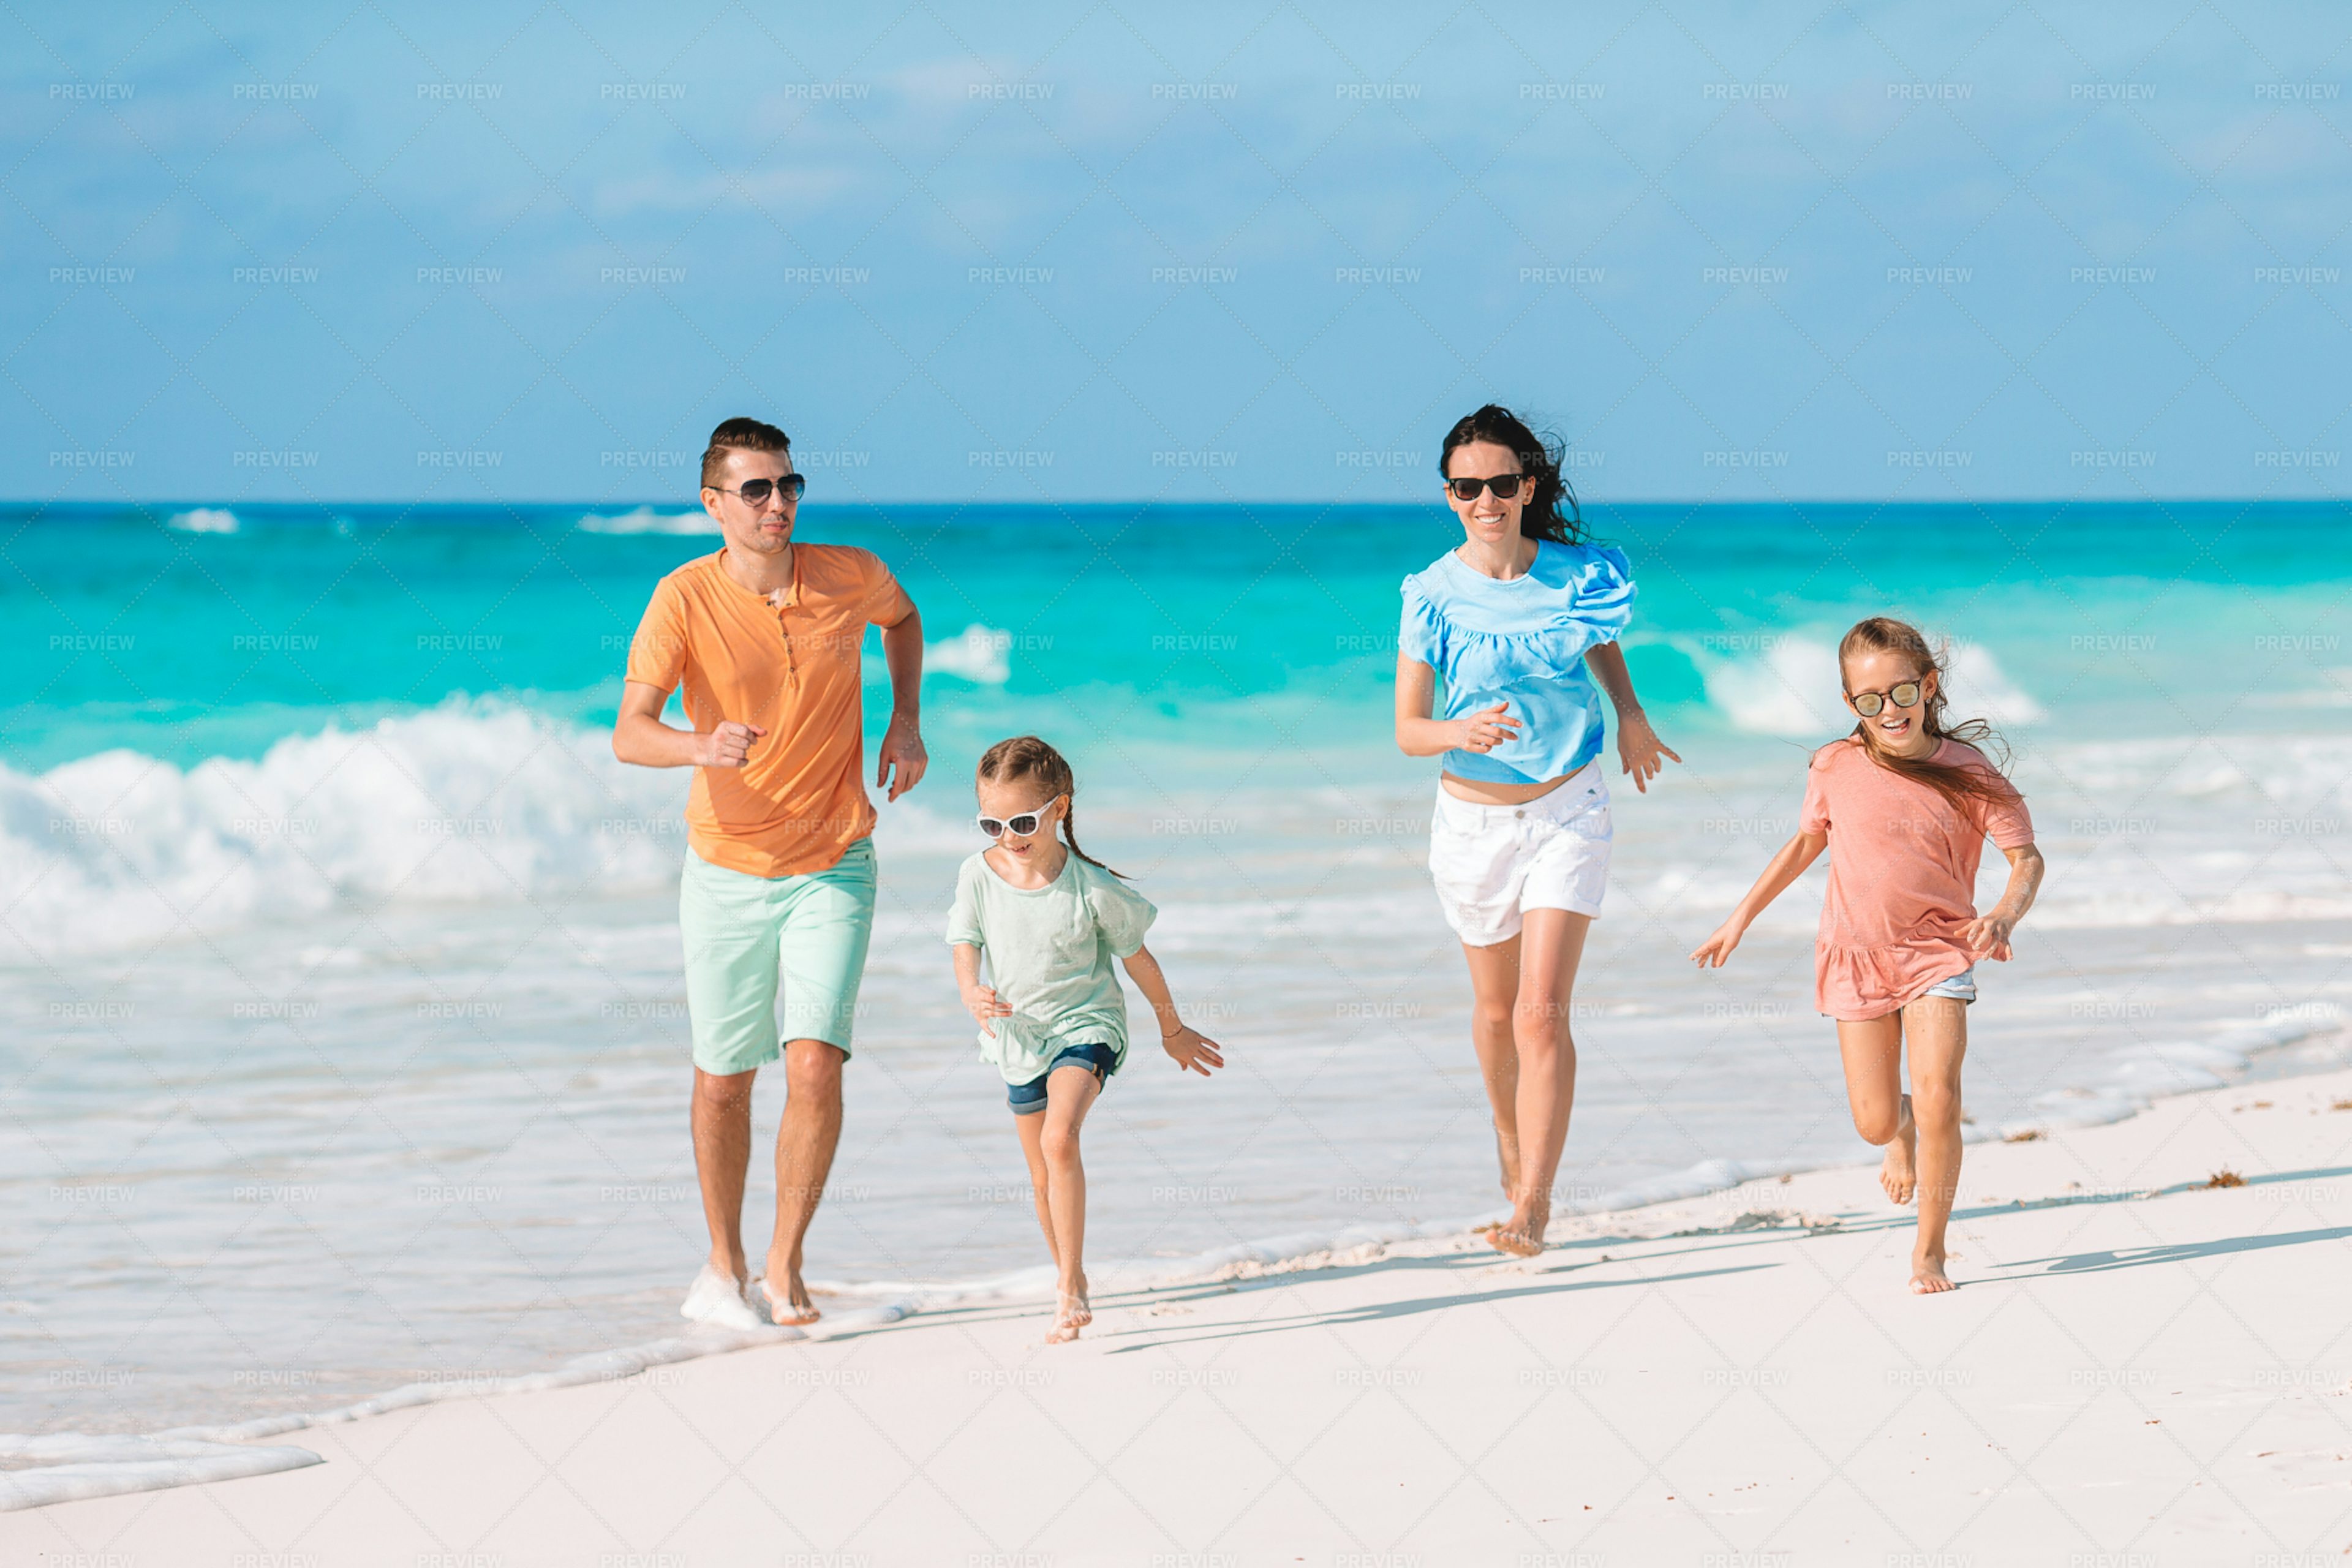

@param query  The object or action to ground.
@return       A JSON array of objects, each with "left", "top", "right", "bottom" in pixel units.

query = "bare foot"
[
  {"left": 1487, "top": 1195, "right": 1549, "bottom": 1258},
  {"left": 680, "top": 1262, "right": 763, "bottom": 1330},
  {"left": 1495, "top": 1129, "right": 1522, "bottom": 1205},
  {"left": 1880, "top": 1095, "right": 1917, "bottom": 1205},
  {"left": 1046, "top": 1276, "right": 1091, "bottom": 1344},
  {"left": 1909, "top": 1252, "right": 1956, "bottom": 1294},
  {"left": 760, "top": 1267, "right": 821, "bottom": 1326}
]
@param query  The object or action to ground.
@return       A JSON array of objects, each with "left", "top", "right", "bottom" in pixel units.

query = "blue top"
[{"left": 1399, "top": 538, "right": 1637, "bottom": 785}]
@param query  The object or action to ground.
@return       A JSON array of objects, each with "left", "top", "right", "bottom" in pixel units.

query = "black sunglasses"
[
  {"left": 1847, "top": 680, "right": 1923, "bottom": 717},
  {"left": 1446, "top": 473, "right": 1526, "bottom": 502},
  {"left": 708, "top": 474, "right": 806, "bottom": 506}
]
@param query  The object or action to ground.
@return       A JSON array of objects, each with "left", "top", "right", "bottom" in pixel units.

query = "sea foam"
[
  {"left": 0, "top": 701, "right": 686, "bottom": 958},
  {"left": 921, "top": 624, "right": 1013, "bottom": 684},
  {"left": 576, "top": 507, "right": 717, "bottom": 534},
  {"left": 166, "top": 507, "right": 239, "bottom": 534},
  {"left": 1687, "top": 632, "right": 2046, "bottom": 736}
]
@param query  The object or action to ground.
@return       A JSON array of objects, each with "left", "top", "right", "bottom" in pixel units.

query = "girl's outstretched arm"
[
  {"left": 1690, "top": 828, "right": 1828, "bottom": 968},
  {"left": 1118, "top": 943, "right": 1224, "bottom": 1075},
  {"left": 1961, "top": 842, "right": 2044, "bottom": 962},
  {"left": 1583, "top": 643, "right": 1681, "bottom": 793}
]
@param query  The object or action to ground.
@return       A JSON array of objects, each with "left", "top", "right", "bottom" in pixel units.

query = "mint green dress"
[{"left": 943, "top": 851, "right": 1157, "bottom": 1085}]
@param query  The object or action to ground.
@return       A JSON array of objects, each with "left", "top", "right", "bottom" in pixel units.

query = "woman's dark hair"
[
  {"left": 1827, "top": 616, "right": 2016, "bottom": 818},
  {"left": 1438, "top": 404, "right": 1585, "bottom": 545},
  {"left": 976, "top": 735, "right": 1123, "bottom": 878}
]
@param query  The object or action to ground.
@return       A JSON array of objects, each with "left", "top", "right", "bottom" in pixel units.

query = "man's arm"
[
  {"left": 875, "top": 606, "right": 927, "bottom": 801},
  {"left": 612, "top": 680, "right": 761, "bottom": 768}
]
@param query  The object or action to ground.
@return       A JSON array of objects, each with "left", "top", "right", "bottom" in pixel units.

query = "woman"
[{"left": 1395, "top": 404, "right": 1680, "bottom": 1256}]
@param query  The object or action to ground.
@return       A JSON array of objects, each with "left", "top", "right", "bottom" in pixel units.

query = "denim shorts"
[
  {"left": 1921, "top": 966, "right": 1977, "bottom": 1004},
  {"left": 1007, "top": 1042, "right": 1118, "bottom": 1115}
]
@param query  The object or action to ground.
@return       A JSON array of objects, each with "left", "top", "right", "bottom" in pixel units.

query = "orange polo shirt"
[{"left": 625, "top": 545, "right": 915, "bottom": 878}]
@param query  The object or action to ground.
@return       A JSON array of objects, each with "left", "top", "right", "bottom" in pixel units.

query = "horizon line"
[{"left": 10, "top": 495, "right": 2351, "bottom": 511}]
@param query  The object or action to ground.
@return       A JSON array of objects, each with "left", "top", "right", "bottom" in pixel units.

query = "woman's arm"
[
  {"left": 1961, "top": 843, "right": 2044, "bottom": 961},
  {"left": 1689, "top": 829, "right": 1829, "bottom": 968},
  {"left": 1393, "top": 655, "right": 1518, "bottom": 759},
  {"left": 1118, "top": 943, "right": 1224, "bottom": 1075},
  {"left": 1583, "top": 643, "right": 1681, "bottom": 793}
]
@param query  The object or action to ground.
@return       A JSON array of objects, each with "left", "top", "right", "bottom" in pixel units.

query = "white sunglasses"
[{"left": 976, "top": 800, "right": 1056, "bottom": 839}]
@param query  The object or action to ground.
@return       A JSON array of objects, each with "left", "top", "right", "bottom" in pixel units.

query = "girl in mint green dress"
[{"left": 945, "top": 735, "right": 1225, "bottom": 1343}]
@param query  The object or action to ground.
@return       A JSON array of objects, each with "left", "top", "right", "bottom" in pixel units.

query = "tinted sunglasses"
[
  {"left": 977, "top": 802, "right": 1054, "bottom": 839},
  {"left": 1847, "top": 680, "right": 1923, "bottom": 717},
  {"left": 709, "top": 474, "right": 807, "bottom": 506},
  {"left": 1445, "top": 473, "right": 1526, "bottom": 502}
]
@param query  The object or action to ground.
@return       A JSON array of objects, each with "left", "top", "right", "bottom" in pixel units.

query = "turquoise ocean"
[{"left": 6, "top": 500, "right": 2350, "bottom": 1461}]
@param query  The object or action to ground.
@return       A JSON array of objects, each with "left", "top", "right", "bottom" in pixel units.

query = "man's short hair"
[{"left": 700, "top": 417, "right": 792, "bottom": 491}]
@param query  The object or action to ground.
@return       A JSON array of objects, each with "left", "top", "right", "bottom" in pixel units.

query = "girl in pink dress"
[{"left": 1690, "top": 617, "right": 2046, "bottom": 1294}]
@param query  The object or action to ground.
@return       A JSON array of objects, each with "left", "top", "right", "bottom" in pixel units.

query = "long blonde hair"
[
  {"left": 976, "top": 735, "right": 1124, "bottom": 878},
  {"left": 1830, "top": 616, "right": 2015, "bottom": 817}
]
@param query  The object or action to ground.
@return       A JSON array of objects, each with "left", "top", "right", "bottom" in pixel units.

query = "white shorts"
[{"left": 1428, "top": 762, "right": 1613, "bottom": 948}]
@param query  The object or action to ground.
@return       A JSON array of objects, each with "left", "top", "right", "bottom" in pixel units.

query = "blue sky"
[{"left": 7, "top": 2, "right": 2351, "bottom": 505}]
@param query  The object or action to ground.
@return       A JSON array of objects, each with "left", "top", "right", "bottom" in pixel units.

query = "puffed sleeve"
[
  {"left": 944, "top": 858, "right": 986, "bottom": 948},
  {"left": 1398, "top": 581, "right": 1446, "bottom": 669},
  {"left": 1553, "top": 542, "right": 1635, "bottom": 648},
  {"left": 1084, "top": 865, "right": 1157, "bottom": 958},
  {"left": 1506, "top": 543, "right": 1638, "bottom": 676}
]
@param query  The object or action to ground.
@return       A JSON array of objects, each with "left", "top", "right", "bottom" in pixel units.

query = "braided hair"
[{"left": 976, "top": 735, "right": 1124, "bottom": 879}]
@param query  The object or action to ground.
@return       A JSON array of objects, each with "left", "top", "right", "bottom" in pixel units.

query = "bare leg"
[
  {"left": 1899, "top": 997, "right": 1969, "bottom": 1294},
  {"left": 1836, "top": 1016, "right": 1912, "bottom": 1204},
  {"left": 762, "top": 1039, "right": 844, "bottom": 1324},
  {"left": 1490, "top": 908, "right": 1591, "bottom": 1256},
  {"left": 1036, "top": 1066, "right": 1101, "bottom": 1343},
  {"left": 1015, "top": 1109, "right": 1058, "bottom": 1267},
  {"left": 1882, "top": 1096, "right": 1917, "bottom": 1204},
  {"left": 690, "top": 1067, "right": 756, "bottom": 1283},
  {"left": 1460, "top": 935, "right": 1525, "bottom": 1208}
]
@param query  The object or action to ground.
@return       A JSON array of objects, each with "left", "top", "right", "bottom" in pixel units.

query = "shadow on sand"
[
  {"left": 812, "top": 1163, "right": 2352, "bottom": 1339},
  {"left": 1101, "top": 1261, "right": 1776, "bottom": 1352},
  {"left": 1986, "top": 1224, "right": 2352, "bottom": 1276}
]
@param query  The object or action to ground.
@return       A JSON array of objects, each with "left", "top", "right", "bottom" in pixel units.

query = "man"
[{"left": 615, "top": 416, "right": 925, "bottom": 1327}]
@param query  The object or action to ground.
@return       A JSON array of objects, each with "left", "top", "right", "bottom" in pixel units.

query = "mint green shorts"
[{"left": 678, "top": 838, "right": 876, "bottom": 1074}]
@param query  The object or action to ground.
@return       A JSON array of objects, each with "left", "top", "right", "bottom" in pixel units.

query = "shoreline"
[
  {"left": 12, "top": 1058, "right": 2348, "bottom": 1561},
  {"left": 11, "top": 1017, "right": 2346, "bottom": 1519}
]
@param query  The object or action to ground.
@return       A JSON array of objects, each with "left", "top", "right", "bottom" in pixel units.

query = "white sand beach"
[{"left": 9, "top": 1064, "right": 2349, "bottom": 1566}]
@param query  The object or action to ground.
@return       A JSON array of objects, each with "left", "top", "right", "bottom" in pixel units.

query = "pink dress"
[{"left": 1800, "top": 737, "right": 2034, "bottom": 1022}]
